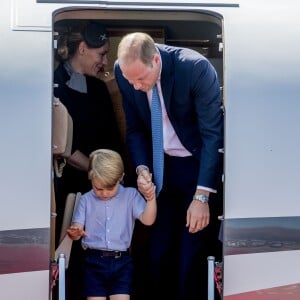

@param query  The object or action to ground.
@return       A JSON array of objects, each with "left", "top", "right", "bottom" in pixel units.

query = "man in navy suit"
[{"left": 114, "top": 32, "right": 223, "bottom": 300}]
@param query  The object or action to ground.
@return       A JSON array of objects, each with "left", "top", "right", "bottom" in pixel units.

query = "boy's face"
[{"left": 91, "top": 177, "right": 119, "bottom": 200}]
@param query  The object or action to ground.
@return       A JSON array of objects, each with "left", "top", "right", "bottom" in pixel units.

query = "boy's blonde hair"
[{"left": 88, "top": 149, "right": 124, "bottom": 188}]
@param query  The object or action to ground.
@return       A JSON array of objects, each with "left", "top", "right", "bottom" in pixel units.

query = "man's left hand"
[{"left": 186, "top": 200, "right": 210, "bottom": 233}]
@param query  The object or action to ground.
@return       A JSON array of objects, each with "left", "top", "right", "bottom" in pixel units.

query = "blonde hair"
[
  {"left": 88, "top": 149, "right": 124, "bottom": 188},
  {"left": 117, "top": 32, "right": 157, "bottom": 67}
]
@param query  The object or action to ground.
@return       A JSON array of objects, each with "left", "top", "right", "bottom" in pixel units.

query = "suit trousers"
[{"left": 147, "top": 154, "right": 223, "bottom": 300}]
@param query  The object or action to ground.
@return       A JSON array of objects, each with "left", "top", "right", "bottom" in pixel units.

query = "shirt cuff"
[{"left": 196, "top": 185, "right": 217, "bottom": 194}]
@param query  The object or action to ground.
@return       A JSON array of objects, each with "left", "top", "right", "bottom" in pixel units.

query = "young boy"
[{"left": 67, "top": 149, "right": 156, "bottom": 300}]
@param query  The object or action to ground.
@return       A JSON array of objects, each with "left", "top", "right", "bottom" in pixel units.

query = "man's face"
[{"left": 121, "top": 54, "right": 161, "bottom": 92}]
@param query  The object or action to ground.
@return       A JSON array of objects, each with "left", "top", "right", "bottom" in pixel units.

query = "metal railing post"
[
  {"left": 207, "top": 256, "right": 215, "bottom": 300},
  {"left": 58, "top": 253, "right": 66, "bottom": 300}
]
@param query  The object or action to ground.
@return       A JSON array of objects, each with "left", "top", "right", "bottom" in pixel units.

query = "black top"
[{"left": 54, "top": 63, "right": 122, "bottom": 158}]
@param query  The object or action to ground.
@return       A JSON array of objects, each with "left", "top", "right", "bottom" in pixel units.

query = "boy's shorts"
[{"left": 83, "top": 249, "right": 133, "bottom": 297}]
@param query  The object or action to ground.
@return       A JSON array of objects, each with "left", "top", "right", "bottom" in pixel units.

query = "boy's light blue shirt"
[{"left": 72, "top": 184, "right": 146, "bottom": 251}]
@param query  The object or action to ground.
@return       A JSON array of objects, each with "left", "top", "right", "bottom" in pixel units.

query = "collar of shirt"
[{"left": 64, "top": 61, "right": 87, "bottom": 93}]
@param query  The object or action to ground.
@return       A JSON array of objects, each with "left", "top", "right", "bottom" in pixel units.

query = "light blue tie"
[{"left": 151, "top": 84, "right": 164, "bottom": 196}]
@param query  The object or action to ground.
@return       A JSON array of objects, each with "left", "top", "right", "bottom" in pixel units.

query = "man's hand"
[
  {"left": 186, "top": 200, "right": 210, "bottom": 233},
  {"left": 137, "top": 166, "right": 156, "bottom": 201}
]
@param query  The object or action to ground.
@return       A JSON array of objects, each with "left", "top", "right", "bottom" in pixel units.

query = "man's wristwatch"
[{"left": 193, "top": 194, "right": 209, "bottom": 203}]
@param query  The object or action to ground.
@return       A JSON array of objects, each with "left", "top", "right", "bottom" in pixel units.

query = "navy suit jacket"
[{"left": 114, "top": 44, "right": 224, "bottom": 190}]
